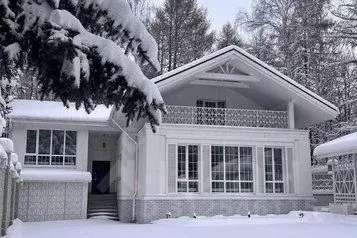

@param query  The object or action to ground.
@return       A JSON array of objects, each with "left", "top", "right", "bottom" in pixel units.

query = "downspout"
[{"left": 111, "top": 119, "right": 138, "bottom": 222}]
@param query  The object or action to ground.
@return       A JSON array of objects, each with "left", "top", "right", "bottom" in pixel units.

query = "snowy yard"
[{"left": 5, "top": 212, "right": 357, "bottom": 238}]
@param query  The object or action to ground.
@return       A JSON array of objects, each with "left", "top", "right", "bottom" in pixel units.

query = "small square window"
[
  {"left": 265, "top": 183, "right": 274, "bottom": 193},
  {"left": 24, "top": 155, "right": 37, "bottom": 165},
  {"left": 188, "top": 182, "right": 198, "bottom": 193},
  {"left": 178, "top": 181, "right": 188, "bottom": 193},
  {"left": 51, "top": 156, "right": 64, "bottom": 166},
  {"left": 212, "top": 182, "right": 224, "bottom": 193},
  {"left": 226, "top": 182, "right": 239, "bottom": 193},
  {"left": 65, "top": 157, "right": 76, "bottom": 166},
  {"left": 275, "top": 183, "right": 284, "bottom": 193},
  {"left": 37, "top": 156, "right": 50, "bottom": 165}
]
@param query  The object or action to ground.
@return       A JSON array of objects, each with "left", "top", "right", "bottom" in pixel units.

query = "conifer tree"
[
  {"left": 216, "top": 22, "right": 243, "bottom": 50},
  {"left": 0, "top": 0, "right": 166, "bottom": 132}
]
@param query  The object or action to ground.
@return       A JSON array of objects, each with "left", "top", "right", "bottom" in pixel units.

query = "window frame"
[
  {"left": 176, "top": 144, "right": 200, "bottom": 193},
  {"left": 24, "top": 129, "right": 77, "bottom": 167},
  {"left": 263, "top": 147, "right": 285, "bottom": 194},
  {"left": 210, "top": 145, "right": 254, "bottom": 194}
]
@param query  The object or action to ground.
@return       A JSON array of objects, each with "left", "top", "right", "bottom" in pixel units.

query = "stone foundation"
[
  {"left": 18, "top": 182, "right": 88, "bottom": 222},
  {"left": 119, "top": 198, "right": 314, "bottom": 224},
  {"left": 313, "top": 194, "right": 334, "bottom": 206}
]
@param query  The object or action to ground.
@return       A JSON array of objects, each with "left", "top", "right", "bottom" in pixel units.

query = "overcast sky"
[{"left": 155, "top": 0, "right": 253, "bottom": 31}]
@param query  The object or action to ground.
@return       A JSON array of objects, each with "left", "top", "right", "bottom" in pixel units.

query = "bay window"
[
  {"left": 24, "top": 130, "right": 77, "bottom": 166},
  {"left": 211, "top": 146, "right": 253, "bottom": 193},
  {"left": 264, "top": 148, "right": 284, "bottom": 193},
  {"left": 177, "top": 145, "right": 199, "bottom": 193}
]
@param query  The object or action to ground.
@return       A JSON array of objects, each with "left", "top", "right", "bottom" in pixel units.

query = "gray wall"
[{"left": 18, "top": 182, "right": 88, "bottom": 222}]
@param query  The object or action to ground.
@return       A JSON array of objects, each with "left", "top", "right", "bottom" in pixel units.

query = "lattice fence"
[
  {"left": 334, "top": 155, "right": 357, "bottom": 204},
  {"left": 163, "top": 105, "right": 288, "bottom": 128}
]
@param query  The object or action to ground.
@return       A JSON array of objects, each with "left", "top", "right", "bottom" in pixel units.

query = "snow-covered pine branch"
[{"left": 0, "top": 0, "right": 166, "bottom": 132}]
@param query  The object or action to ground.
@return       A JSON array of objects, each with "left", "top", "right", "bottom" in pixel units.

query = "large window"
[
  {"left": 25, "top": 130, "right": 77, "bottom": 166},
  {"left": 177, "top": 145, "right": 199, "bottom": 193},
  {"left": 264, "top": 148, "right": 284, "bottom": 193},
  {"left": 211, "top": 146, "right": 253, "bottom": 193}
]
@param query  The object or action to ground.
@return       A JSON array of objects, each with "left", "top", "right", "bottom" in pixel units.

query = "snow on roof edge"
[
  {"left": 313, "top": 132, "right": 357, "bottom": 158},
  {"left": 153, "top": 45, "right": 339, "bottom": 114},
  {"left": 21, "top": 168, "right": 92, "bottom": 182},
  {"left": 8, "top": 100, "right": 113, "bottom": 124}
]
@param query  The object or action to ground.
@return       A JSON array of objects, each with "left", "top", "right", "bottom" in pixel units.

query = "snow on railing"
[{"left": 162, "top": 105, "right": 288, "bottom": 128}]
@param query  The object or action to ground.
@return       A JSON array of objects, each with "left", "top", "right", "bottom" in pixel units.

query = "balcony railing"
[{"left": 162, "top": 105, "right": 288, "bottom": 128}]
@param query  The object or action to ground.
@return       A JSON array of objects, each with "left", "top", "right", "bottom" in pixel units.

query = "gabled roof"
[
  {"left": 153, "top": 45, "right": 339, "bottom": 127},
  {"left": 8, "top": 100, "right": 112, "bottom": 124}
]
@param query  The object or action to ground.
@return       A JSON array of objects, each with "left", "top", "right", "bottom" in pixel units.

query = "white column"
[{"left": 288, "top": 100, "right": 295, "bottom": 129}]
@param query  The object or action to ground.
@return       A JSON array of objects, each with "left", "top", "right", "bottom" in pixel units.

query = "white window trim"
[
  {"left": 176, "top": 144, "right": 200, "bottom": 193},
  {"left": 24, "top": 129, "right": 77, "bottom": 168},
  {"left": 210, "top": 145, "right": 254, "bottom": 194},
  {"left": 263, "top": 147, "right": 286, "bottom": 194}
]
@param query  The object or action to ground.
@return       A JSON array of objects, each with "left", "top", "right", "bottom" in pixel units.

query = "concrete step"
[
  {"left": 89, "top": 215, "right": 119, "bottom": 221},
  {"left": 87, "top": 194, "right": 118, "bottom": 221},
  {"left": 88, "top": 208, "right": 117, "bottom": 213}
]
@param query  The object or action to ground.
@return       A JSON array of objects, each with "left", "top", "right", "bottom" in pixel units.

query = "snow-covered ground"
[{"left": 5, "top": 212, "right": 357, "bottom": 238}]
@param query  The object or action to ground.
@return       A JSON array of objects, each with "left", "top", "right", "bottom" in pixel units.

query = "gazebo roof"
[{"left": 313, "top": 132, "right": 357, "bottom": 158}]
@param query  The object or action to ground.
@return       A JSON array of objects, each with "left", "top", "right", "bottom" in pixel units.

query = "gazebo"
[{"left": 314, "top": 132, "right": 357, "bottom": 214}]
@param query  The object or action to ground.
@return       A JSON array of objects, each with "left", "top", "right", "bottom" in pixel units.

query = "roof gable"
[{"left": 153, "top": 45, "right": 339, "bottom": 127}]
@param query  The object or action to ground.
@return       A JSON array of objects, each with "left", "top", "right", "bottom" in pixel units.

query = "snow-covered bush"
[{"left": 0, "top": 0, "right": 166, "bottom": 132}]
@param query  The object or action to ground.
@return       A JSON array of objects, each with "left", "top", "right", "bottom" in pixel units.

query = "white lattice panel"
[{"left": 162, "top": 105, "right": 288, "bottom": 128}]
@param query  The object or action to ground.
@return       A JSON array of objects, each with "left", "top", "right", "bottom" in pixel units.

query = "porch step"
[{"left": 87, "top": 194, "right": 118, "bottom": 221}]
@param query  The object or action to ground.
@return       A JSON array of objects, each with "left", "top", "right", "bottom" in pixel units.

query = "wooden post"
[{"left": 288, "top": 100, "right": 295, "bottom": 129}]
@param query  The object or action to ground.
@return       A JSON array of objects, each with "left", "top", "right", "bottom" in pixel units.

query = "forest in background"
[{"left": 7, "top": 0, "right": 357, "bottom": 153}]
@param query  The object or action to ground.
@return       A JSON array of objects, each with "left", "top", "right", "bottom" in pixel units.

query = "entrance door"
[{"left": 92, "top": 161, "right": 110, "bottom": 194}]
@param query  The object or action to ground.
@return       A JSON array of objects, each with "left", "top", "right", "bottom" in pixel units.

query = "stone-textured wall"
[
  {"left": 118, "top": 199, "right": 133, "bottom": 223},
  {"left": 313, "top": 194, "right": 334, "bottom": 206},
  {"left": 18, "top": 182, "right": 88, "bottom": 222},
  {"left": 129, "top": 198, "right": 314, "bottom": 223},
  {"left": 1, "top": 168, "right": 20, "bottom": 236}
]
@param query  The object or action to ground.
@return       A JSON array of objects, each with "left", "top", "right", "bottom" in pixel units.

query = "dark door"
[{"left": 92, "top": 161, "right": 110, "bottom": 194}]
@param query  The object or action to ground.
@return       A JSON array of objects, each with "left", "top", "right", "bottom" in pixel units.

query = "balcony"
[{"left": 162, "top": 105, "right": 289, "bottom": 128}]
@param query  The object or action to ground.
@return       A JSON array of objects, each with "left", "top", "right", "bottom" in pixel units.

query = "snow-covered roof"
[
  {"left": 153, "top": 45, "right": 339, "bottom": 128},
  {"left": 313, "top": 132, "right": 357, "bottom": 158},
  {"left": 21, "top": 168, "right": 92, "bottom": 182},
  {"left": 9, "top": 100, "right": 113, "bottom": 124}
]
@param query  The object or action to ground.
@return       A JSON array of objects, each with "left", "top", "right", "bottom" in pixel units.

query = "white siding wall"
[
  {"left": 163, "top": 85, "right": 263, "bottom": 110},
  {"left": 11, "top": 122, "right": 89, "bottom": 172},
  {"left": 137, "top": 124, "right": 313, "bottom": 199},
  {"left": 117, "top": 133, "right": 136, "bottom": 198}
]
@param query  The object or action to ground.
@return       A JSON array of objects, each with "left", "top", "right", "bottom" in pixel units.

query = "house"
[
  {"left": 313, "top": 132, "right": 357, "bottom": 215},
  {"left": 8, "top": 46, "right": 339, "bottom": 223}
]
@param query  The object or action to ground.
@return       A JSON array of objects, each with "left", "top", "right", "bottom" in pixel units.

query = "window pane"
[
  {"left": 52, "top": 130, "right": 64, "bottom": 155},
  {"left": 189, "top": 181, "right": 198, "bottom": 193},
  {"left": 38, "top": 130, "right": 51, "bottom": 154},
  {"left": 24, "top": 155, "right": 36, "bottom": 165},
  {"left": 265, "top": 148, "right": 273, "bottom": 181},
  {"left": 240, "top": 147, "right": 253, "bottom": 181},
  {"left": 275, "top": 183, "right": 284, "bottom": 193},
  {"left": 241, "top": 182, "right": 253, "bottom": 193},
  {"left": 65, "top": 131, "right": 77, "bottom": 155},
  {"left": 225, "top": 147, "right": 239, "bottom": 181},
  {"left": 212, "top": 182, "right": 224, "bottom": 193},
  {"left": 226, "top": 182, "right": 239, "bottom": 193},
  {"left": 65, "top": 156, "right": 76, "bottom": 166},
  {"left": 177, "top": 181, "right": 187, "bottom": 193},
  {"left": 51, "top": 156, "right": 64, "bottom": 166},
  {"left": 26, "top": 130, "right": 37, "bottom": 153},
  {"left": 178, "top": 146, "right": 186, "bottom": 179},
  {"left": 274, "top": 148, "right": 283, "bottom": 181},
  {"left": 188, "top": 145, "right": 198, "bottom": 180},
  {"left": 265, "top": 183, "right": 274, "bottom": 193},
  {"left": 211, "top": 146, "right": 224, "bottom": 181},
  {"left": 37, "top": 155, "right": 50, "bottom": 165}
]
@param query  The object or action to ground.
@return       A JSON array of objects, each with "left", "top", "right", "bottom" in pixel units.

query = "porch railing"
[{"left": 162, "top": 105, "right": 288, "bottom": 128}]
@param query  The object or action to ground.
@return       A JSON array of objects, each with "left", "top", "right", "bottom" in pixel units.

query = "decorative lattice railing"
[{"left": 162, "top": 105, "right": 288, "bottom": 128}]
